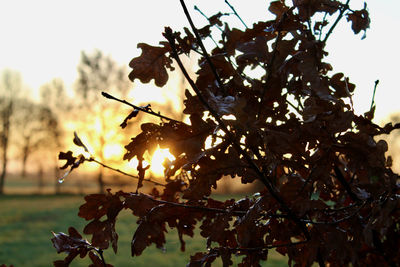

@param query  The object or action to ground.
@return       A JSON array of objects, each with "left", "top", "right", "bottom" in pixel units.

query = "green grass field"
[{"left": 0, "top": 194, "right": 287, "bottom": 266}]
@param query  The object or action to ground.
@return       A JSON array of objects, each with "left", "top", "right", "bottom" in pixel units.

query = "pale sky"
[{"left": 1, "top": 0, "right": 399, "bottom": 123}]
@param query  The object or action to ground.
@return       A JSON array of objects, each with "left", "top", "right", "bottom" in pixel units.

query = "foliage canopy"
[{"left": 52, "top": 1, "right": 400, "bottom": 266}]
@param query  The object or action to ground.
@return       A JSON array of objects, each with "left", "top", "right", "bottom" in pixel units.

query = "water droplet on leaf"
[{"left": 58, "top": 170, "right": 71, "bottom": 184}]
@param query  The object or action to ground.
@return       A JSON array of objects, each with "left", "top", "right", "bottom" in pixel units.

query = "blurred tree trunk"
[
  {"left": 0, "top": 101, "right": 12, "bottom": 194},
  {"left": 0, "top": 70, "right": 20, "bottom": 195},
  {"left": 97, "top": 133, "right": 106, "bottom": 193},
  {"left": 21, "top": 135, "right": 30, "bottom": 178},
  {"left": 37, "top": 164, "right": 44, "bottom": 193}
]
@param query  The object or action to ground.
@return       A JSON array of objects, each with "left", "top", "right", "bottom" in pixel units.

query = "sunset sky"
[{"left": 1, "top": 0, "right": 399, "bottom": 123}]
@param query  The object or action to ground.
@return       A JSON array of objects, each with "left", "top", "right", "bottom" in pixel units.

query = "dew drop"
[{"left": 58, "top": 170, "right": 70, "bottom": 183}]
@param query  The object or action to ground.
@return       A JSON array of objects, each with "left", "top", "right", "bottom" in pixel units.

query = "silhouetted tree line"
[{"left": 0, "top": 50, "right": 138, "bottom": 194}]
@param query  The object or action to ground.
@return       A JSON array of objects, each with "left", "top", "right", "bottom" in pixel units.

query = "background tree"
[
  {"left": 13, "top": 99, "right": 59, "bottom": 178},
  {"left": 40, "top": 78, "right": 69, "bottom": 193},
  {"left": 0, "top": 69, "right": 21, "bottom": 195},
  {"left": 53, "top": 1, "right": 400, "bottom": 266},
  {"left": 74, "top": 50, "right": 131, "bottom": 193}
]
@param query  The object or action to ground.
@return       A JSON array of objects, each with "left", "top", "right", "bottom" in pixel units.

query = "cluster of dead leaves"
[{"left": 53, "top": 1, "right": 400, "bottom": 266}]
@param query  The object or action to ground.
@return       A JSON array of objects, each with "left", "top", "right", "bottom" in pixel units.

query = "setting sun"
[
  {"left": 123, "top": 146, "right": 175, "bottom": 178},
  {"left": 149, "top": 146, "right": 175, "bottom": 177}
]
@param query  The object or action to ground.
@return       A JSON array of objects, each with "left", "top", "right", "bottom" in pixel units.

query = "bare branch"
[
  {"left": 88, "top": 157, "right": 166, "bottom": 187},
  {"left": 101, "top": 92, "right": 181, "bottom": 123}
]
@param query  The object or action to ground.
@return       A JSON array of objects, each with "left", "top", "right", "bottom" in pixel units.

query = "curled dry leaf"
[
  {"left": 128, "top": 43, "right": 173, "bottom": 87},
  {"left": 73, "top": 131, "right": 89, "bottom": 153},
  {"left": 51, "top": 227, "right": 114, "bottom": 267},
  {"left": 347, "top": 8, "right": 371, "bottom": 35}
]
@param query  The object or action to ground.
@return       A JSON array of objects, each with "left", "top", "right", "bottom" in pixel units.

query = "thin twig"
[
  {"left": 318, "top": 13, "right": 328, "bottom": 41},
  {"left": 303, "top": 200, "right": 366, "bottom": 225},
  {"left": 322, "top": 0, "right": 350, "bottom": 43},
  {"left": 101, "top": 92, "right": 181, "bottom": 123},
  {"left": 88, "top": 157, "right": 166, "bottom": 187},
  {"left": 224, "top": 0, "right": 248, "bottom": 28},
  {"left": 229, "top": 239, "right": 308, "bottom": 252},
  {"left": 193, "top": 5, "right": 223, "bottom": 47},
  {"left": 286, "top": 99, "right": 302, "bottom": 114},
  {"left": 194, "top": 5, "right": 224, "bottom": 33},
  {"left": 333, "top": 165, "right": 360, "bottom": 202},
  {"left": 179, "top": 0, "right": 227, "bottom": 95},
  {"left": 145, "top": 194, "right": 246, "bottom": 216},
  {"left": 190, "top": 239, "right": 308, "bottom": 260},
  {"left": 370, "top": 79, "right": 379, "bottom": 111},
  {"left": 137, "top": 192, "right": 294, "bottom": 220},
  {"left": 193, "top": 5, "right": 208, "bottom": 21}
]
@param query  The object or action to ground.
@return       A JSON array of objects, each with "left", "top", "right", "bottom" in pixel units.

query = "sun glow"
[
  {"left": 103, "top": 144, "right": 124, "bottom": 160},
  {"left": 150, "top": 147, "right": 175, "bottom": 177}
]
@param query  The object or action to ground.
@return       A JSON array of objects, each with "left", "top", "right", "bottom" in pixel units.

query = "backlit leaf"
[{"left": 128, "top": 43, "right": 173, "bottom": 87}]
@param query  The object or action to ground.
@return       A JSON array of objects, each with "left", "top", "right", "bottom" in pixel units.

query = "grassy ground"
[{"left": 0, "top": 194, "right": 288, "bottom": 266}]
